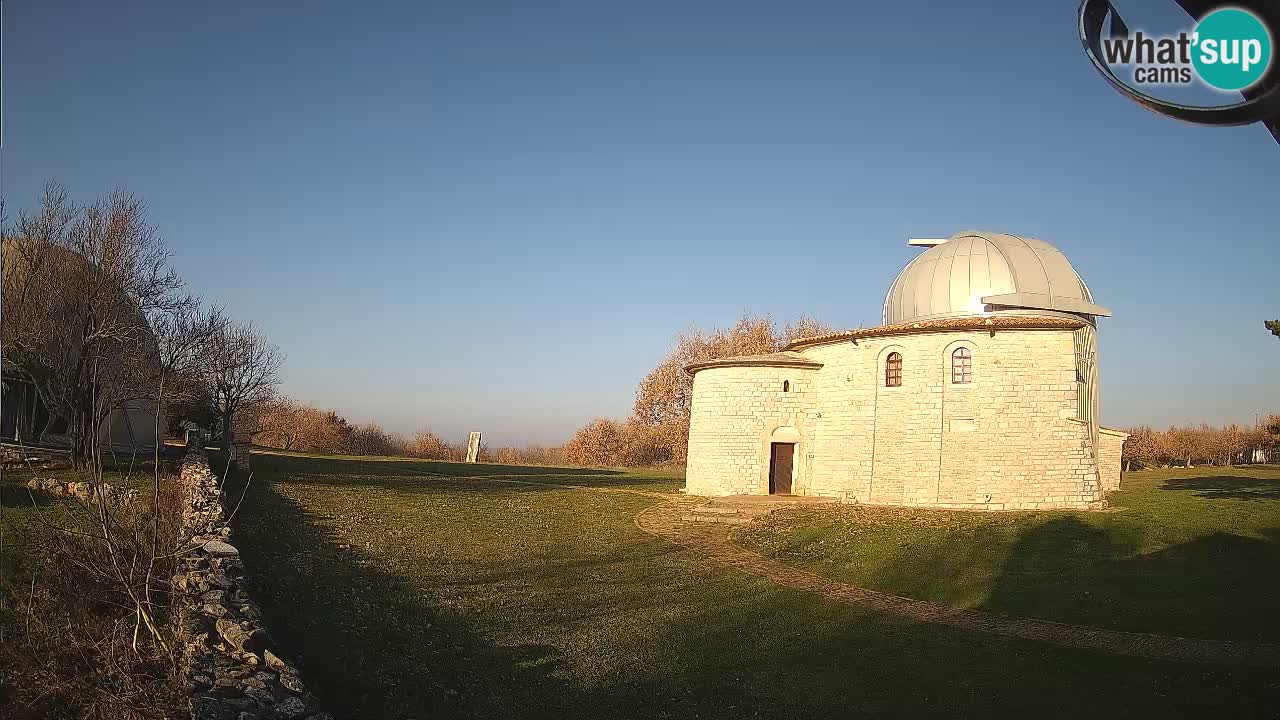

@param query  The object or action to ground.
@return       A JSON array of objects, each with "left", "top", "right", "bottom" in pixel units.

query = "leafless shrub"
[
  {"left": 403, "top": 429, "right": 462, "bottom": 460},
  {"left": 561, "top": 418, "right": 676, "bottom": 468},
  {"left": 197, "top": 321, "right": 282, "bottom": 450},
  {"left": 1121, "top": 420, "right": 1275, "bottom": 469},
  {"left": 251, "top": 398, "right": 353, "bottom": 454},
  {"left": 342, "top": 421, "right": 405, "bottom": 457}
]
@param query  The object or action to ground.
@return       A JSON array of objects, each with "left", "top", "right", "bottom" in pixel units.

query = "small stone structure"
[
  {"left": 174, "top": 445, "right": 330, "bottom": 720},
  {"left": 685, "top": 231, "right": 1130, "bottom": 510},
  {"left": 465, "top": 431, "right": 482, "bottom": 463},
  {"left": 229, "top": 440, "right": 252, "bottom": 471}
]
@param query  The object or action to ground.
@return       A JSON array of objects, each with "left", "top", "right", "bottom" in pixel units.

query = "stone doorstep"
[
  {"left": 678, "top": 494, "right": 841, "bottom": 525},
  {"left": 680, "top": 513, "right": 754, "bottom": 525},
  {"left": 687, "top": 506, "right": 742, "bottom": 515}
]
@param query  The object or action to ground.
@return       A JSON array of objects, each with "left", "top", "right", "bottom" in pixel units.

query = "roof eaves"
[{"left": 783, "top": 316, "right": 1087, "bottom": 351}]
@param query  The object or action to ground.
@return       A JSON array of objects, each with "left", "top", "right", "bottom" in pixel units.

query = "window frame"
[
  {"left": 951, "top": 347, "right": 972, "bottom": 384},
  {"left": 885, "top": 352, "right": 903, "bottom": 387}
]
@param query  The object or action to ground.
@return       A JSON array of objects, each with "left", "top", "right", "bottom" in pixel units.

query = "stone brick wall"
[
  {"left": 686, "top": 366, "right": 818, "bottom": 495},
  {"left": 175, "top": 446, "right": 331, "bottom": 720},
  {"left": 687, "top": 327, "right": 1107, "bottom": 510},
  {"left": 1097, "top": 428, "right": 1129, "bottom": 492}
]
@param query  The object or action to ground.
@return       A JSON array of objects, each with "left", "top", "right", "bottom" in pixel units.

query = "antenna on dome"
[{"left": 907, "top": 237, "right": 948, "bottom": 247}]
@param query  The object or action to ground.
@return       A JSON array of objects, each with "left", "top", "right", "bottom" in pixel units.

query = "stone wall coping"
[
  {"left": 782, "top": 315, "right": 1086, "bottom": 351},
  {"left": 1098, "top": 427, "right": 1131, "bottom": 438},
  {"left": 685, "top": 351, "right": 824, "bottom": 376}
]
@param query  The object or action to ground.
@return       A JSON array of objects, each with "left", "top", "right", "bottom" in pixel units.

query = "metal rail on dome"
[{"left": 981, "top": 292, "right": 1113, "bottom": 318}]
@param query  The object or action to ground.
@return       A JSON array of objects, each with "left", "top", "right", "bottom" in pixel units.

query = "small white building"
[{"left": 683, "top": 231, "right": 1128, "bottom": 510}]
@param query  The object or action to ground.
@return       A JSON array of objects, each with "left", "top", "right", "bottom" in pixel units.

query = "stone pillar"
[{"left": 231, "top": 440, "right": 251, "bottom": 471}]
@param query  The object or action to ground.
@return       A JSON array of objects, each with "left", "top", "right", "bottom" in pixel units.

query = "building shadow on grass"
[
  {"left": 1160, "top": 474, "right": 1280, "bottom": 500},
  {"left": 252, "top": 450, "right": 620, "bottom": 477},
  {"left": 985, "top": 517, "right": 1280, "bottom": 643},
  {"left": 229, "top": 469, "right": 591, "bottom": 719}
]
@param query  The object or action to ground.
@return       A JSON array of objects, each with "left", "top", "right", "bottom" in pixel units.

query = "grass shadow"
[
  {"left": 986, "top": 516, "right": 1280, "bottom": 642},
  {"left": 0, "top": 484, "right": 57, "bottom": 509},
  {"left": 1160, "top": 474, "right": 1280, "bottom": 500},
  {"left": 247, "top": 451, "right": 681, "bottom": 493},
  {"left": 228, "top": 469, "right": 587, "bottom": 718}
]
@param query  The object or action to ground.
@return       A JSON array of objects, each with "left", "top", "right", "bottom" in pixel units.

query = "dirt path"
[
  {"left": 447, "top": 473, "right": 1280, "bottom": 667},
  {"left": 632, "top": 497, "right": 1280, "bottom": 668}
]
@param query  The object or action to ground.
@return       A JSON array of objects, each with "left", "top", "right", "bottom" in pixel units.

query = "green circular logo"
[{"left": 1191, "top": 8, "right": 1273, "bottom": 91}]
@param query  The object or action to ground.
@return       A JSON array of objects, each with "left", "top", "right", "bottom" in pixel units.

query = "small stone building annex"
[{"left": 684, "top": 231, "right": 1129, "bottom": 510}]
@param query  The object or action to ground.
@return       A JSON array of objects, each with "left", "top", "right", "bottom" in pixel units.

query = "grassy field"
[
  {"left": 738, "top": 465, "right": 1280, "bottom": 644},
  {"left": 230, "top": 451, "right": 1280, "bottom": 719}
]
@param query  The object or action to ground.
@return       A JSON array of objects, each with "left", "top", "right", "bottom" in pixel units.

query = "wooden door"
[{"left": 769, "top": 443, "right": 794, "bottom": 495}]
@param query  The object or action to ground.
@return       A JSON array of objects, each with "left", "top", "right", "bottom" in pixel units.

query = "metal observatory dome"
[{"left": 882, "top": 231, "right": 1111, "bottom": 326}]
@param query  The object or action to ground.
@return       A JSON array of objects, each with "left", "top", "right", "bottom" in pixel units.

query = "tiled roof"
[
  {"left": 783, "top": 315, "right": 1086, "bottom": 351},
  {"left": 685, "top": 351, "right": 824, "bottom": 376}
]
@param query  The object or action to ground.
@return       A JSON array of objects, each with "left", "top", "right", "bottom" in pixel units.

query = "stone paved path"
[
  {"left": 633, "top": 497, "right": 1280, "bottom": 668},
  {"left": 453, "top": 475, "right": 1280, "bottom": 667}
]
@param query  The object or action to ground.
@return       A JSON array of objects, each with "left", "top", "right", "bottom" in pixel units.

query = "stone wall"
[
  {"left": 685, "top": 366, "right": 818, "bottom": 495},
  {"left": 1097, "top": 428, "right": 1129, "bottom": 492},
  {"left": 175, "top": 446, "right": 330, "bottom": 720},
  {"left": 0, "top": 443, "right": 70, "bottom": 469},
  {"left": 686, "top": 327, "right": 1106, "bottom": 510}
]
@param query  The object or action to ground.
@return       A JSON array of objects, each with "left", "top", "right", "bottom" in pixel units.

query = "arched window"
[
  {"left": 782, "top": 380, "right": 790, "bottom": 393},
  {"left": 885, "top": 352, "right": 902, "bottom": 387},
  {"left": 951, "top": 347, "right": 972, "bottom": 384}
]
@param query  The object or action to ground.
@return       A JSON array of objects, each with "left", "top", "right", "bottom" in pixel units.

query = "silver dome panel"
[{"left": 882, "top": 231, "right": 1111, "bottom": 325}]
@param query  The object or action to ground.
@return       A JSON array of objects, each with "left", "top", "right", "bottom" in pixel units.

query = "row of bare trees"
[
  {"left": 253, "top": 395, "right": 584, "bottom": 465},
  {"left": 2, "top": 182, "right": 283, "bottom": 466},
  {"left": 250, "top": 398, "right": 471, "bottom": 460},
  {"left": 1121, "top": 418, "right": 1278, "bottom": 470}
]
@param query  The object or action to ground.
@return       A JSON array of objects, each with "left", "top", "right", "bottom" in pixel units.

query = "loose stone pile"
[
  {"left": 25, "top": 476, "right": 138, "bottom": 504},
  {"left": 175, "top": 446, "right": 330, "bottom": 720}
]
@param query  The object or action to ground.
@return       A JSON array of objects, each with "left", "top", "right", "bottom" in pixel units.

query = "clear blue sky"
[{"left": 4, "top": 0, "right": 1277, "bottom": 445}]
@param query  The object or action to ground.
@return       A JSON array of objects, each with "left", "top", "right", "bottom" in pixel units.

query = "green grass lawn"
[
  {"left": 230, "top": 452, "right": 1280, "bottom": 719},
  {"left": 737, "top": 465, "right": 1280, "bottom": 645}
]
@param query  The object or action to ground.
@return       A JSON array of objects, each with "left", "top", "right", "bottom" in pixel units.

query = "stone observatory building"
[{"left": 683, "top": 231, "right": 1129, "bottom": 510}]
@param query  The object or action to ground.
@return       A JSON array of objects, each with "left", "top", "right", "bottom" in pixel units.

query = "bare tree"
[
  {"left": 252, "top": 397, "right": 354, "bottom": 453},
  {"left": 630, "top": 313, "right": 835, "bottom": 463},
  {"left": 149, "top": 296, "right": 227, "bottom": 442},
  {"left": 198, "top": 321, "right": 283, "bottom": 451},
  {"left": 2, "top": 183, "right": 182, "bottom": 466}
]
